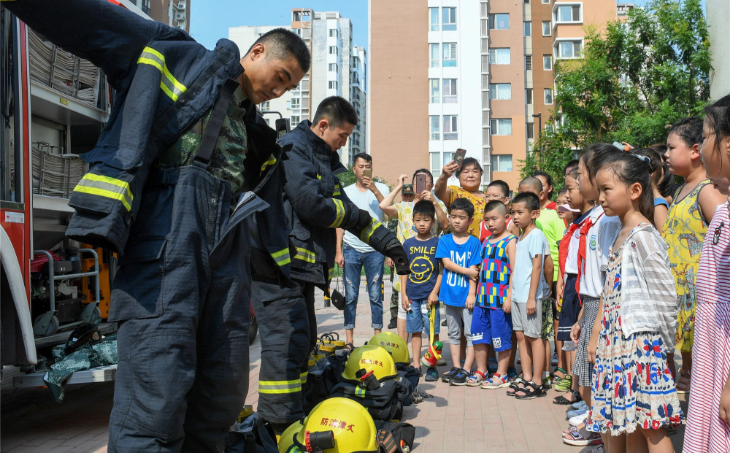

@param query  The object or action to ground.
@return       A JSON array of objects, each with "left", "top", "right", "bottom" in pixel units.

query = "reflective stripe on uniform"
[
  {"left": 260, "top": 155, "right": 277, "bottom": 173},
  {"left": 271, "top": 248, "right": 291, "bottom": 266},
  {"left": 333, "top": 183, "right": 341, "bottom": 196},
  {"left": 294, "top": 247, "right": 316, "bottom": 264},
  {"left": 355, "top": 386, "right": 367, "bottom": 398},
  {"left": 73, "top": 173, "right": 134, "bottom": 211},
  {"left": 328, "top": 198, "right": 345, "bottom": 228},
  {"left": 300, "top": 371, "right": 308, "bottom": 383},
  {"left": 359, "top": 218, "right": 382, "bottom": 243},
  {"left": 137, "top": 46, "right": 187, "bottom": 102},
  {"left": 258, "top": 379, "right": 302, "bottom": 394}
]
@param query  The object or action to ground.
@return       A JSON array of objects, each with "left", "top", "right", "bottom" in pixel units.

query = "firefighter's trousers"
[
  {"left": 107, "top": 163, "right": 266, "bottom": 453},
  {"left": 251, "top": 279, "right": 316, "bottom": 428}
]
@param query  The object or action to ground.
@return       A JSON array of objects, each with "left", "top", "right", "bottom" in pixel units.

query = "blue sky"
[{"left": 190, "top": 0, "right": 369, "bottom": 51}]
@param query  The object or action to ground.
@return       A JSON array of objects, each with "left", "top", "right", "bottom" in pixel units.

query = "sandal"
[
  {"left": 554, "top": 390, "right": 582, "bottom": 405},
  {"left": 677, "top": 368, "right": 691, "bottom": 394},
  {"left": 515, "top": 381, "right": 546, "bottom": 400},
  {"left": 342, "top": 343, "right": 355, "bottom": 354},
  {"left": 562, "top": 426, "right": 603, "bottom": 446},
  {"left": 506, "top": 377, "right": 526, "bottom": 396},
  {"left": 554, "top": 373, "right": 573, "bottom": 392},
  {"left": 465, "top": 370, "right": 486, "bottom": 387}
]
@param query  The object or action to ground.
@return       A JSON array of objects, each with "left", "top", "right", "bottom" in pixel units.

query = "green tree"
[{"left": 520, "top": 0, "right": 711, "bottom": 188}]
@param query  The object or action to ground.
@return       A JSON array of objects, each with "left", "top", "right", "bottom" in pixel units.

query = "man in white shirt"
[{"left": 336, "top": 153, "right": 390, "bottom": 345}]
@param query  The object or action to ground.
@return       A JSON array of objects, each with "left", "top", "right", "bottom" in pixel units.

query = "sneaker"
[
  {"left": 425, "top": 367, "right": 439, "bottom": 382},
  {"left": 450, "top": 368, "right": 470, "bottom": 386},
  {"left": 488, "top": 358, "right": 498, "bottom": 374},
  {"left": 482, "top": 374, "right": 510, "bottom": 389},
  {"left": 442, "top": 367, "right": 458, "bottom": 383},
  {"left": 569, "top": 413, "right": 588, "bottom": 426},
  {"left": 567, "top": 407, "right": 588, "bottom": 419},
  {"left": 572, "top": 400, "right": 589, "bottom": 410},
  {"left": 387, "top": 318, "right": 397, "bottom": 329},
  {"left": 551, "top": 351, "right": 559, "bottom": 366},
  {"left": 436, "top": 358, "right": 447, "bottom": 367}
]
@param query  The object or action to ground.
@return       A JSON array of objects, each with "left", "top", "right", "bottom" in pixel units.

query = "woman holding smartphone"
[{"left": 434, "top": 154, "right": 487, "bottom": 239}]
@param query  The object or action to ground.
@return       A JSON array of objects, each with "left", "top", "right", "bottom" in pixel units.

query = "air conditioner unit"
[
  {"left": 175, "top": 12, "right": 186, "bottom": 21},
  {"left": 173, "top": 1, "right": 186, "bottom": 10}
]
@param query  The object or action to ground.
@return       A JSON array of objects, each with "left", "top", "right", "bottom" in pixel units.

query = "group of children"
[{"left": 390, "top": 94, "right": 730, "bottom": 453}]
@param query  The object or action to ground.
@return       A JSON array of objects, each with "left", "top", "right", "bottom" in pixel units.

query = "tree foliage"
[{"left": 520, "top": 0, "right": 711, "bottom": 189}]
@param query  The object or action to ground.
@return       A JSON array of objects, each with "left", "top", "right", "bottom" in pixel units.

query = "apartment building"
[
  {"left": 370, "top": 0, "right": 616, "bottom": 189},
  {"left": 228, "top": 9, "right": 367, "bottom": 166},
  {"left": 128, "top": 0, "right": 190, "bottom": 32}
]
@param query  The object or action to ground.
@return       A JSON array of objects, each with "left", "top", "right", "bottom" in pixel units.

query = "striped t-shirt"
[{"left": 697, "top": 202, "right": 730, "bottom": 305}]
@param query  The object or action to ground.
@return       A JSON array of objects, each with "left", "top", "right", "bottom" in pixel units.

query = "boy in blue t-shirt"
[
  {"left": 508, "top": 192, "right": 551, "bottom": 399},
  {"left": 435, "top": 198, "right": 482, "bottom": 385},
  {"left": 470, "top": 201, "right": 516, "bottom": 389},
  {"left": 401, "top": 200, "right": 443, "bottom": 382}
]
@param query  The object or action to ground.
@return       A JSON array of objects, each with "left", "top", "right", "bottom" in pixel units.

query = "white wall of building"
[{"left": 708, "top": 0, "right": 730, "bottom": 100}]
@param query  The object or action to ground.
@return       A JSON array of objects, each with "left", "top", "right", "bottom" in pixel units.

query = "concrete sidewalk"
[{"left": 1, "top": 278, "right": 687, "bottom": 452}]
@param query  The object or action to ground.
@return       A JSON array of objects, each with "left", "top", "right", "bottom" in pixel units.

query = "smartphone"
[
  {"left": 363, "top": 169, "right": 372, "bottom": 178},
  {"left": 454, "top": 148, "right": 467, "bottom": 166},
  {"left": 415, "top": 173, "right": 427, "bottom": 194}
]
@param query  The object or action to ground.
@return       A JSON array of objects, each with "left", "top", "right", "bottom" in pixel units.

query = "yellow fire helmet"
[
  {"left": 278, "top": 420, "right": 303, "bottom": 453},
  {"left": 369, "top": 332, "right": 410, "bottom": 365},
  {"left": 342, "top": 344, "right": 398, "bottom": 382},
  {"left": 293, "top": 398, "right": 378, "bottom": 453}
]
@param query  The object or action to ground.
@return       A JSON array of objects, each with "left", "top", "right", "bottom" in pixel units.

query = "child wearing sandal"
[
  {"left": 585, "top": 151, "right": 681, "bottom": 453},
  {"left": 505, "top": 192, "right": 551, "bottom": 400},
  {"left": 469, "top": 201, "right": 516, "bottom": 389}
]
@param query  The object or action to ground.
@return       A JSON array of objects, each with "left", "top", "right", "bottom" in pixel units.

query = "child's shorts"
[
  {"left": 471, "top": 305, "right": 513, "bottom": 351},
  {"left": 557, "top": 274, "right": 580, "bottom": 341},
  {"left": 405, "top": 299, "right": 440, "bottom": 335},
  {"left": 445, "top": 304, "right": 473, "bottom": 346},
  {"left": 511, "top": 298, "right": 543, "bottom": 339}
]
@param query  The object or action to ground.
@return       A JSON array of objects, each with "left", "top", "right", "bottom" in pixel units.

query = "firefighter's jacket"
[
  {"left": 278, "top": 121, "right": 391, "bottom": 288},
  {"left": 7, "top": 0, "right": 294, "bottom": 286}
]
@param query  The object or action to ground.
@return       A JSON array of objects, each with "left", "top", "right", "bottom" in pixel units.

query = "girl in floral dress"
[{"left": 587, "top": 151, "right": 681, "bottom": 453}]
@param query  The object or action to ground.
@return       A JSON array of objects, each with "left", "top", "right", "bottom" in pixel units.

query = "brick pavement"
[{"left": 1, "top": 278, "right": 687, "bottom": 452}]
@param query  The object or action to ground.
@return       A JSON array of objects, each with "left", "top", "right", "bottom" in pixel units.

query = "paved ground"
[{"left": 1, "top": 278, "right": 687, "bottom": 452}]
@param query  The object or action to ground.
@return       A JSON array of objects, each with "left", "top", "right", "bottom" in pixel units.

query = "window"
[
  {"left": 489, "top": 14, "right": 510, "bottom": 30},
  {"left": 557, "top": 40, "right": 582, "bottom": 58},
  {"left": 543, "top": 55, "right": 553, "bottom": 70},
  {"left": 542, "top": 21, "right": 552, "bottom": 36},
  {"left": 526, "top": 88, "right": 533, "bottom": 104},
  {"left": 544, "top": 88, "right": 554, "bottom": 104},
  {"left": 329, "top": 29, "right": 338, "bottom": 38},
  {"left": 328, "top": 63, "right": 338, "bottom": 73},
  {"left": 444, "top": 115, "right": 458, "bottom": 140},
  {"left": 291, "top": 115, "right": 301, "bottom": 125},
  {"left": 489, "top": 83, "right": 511, "bottom": 100},
  {"left": 556, "top": 4, "right": 581, "bottom": 22},
  {"left": 527, "top": 123, "right": 534, "bottom": 139},
  {"left": 525, "top": 0, "right": 530, "bottom": 3},
  {"left": 429, "top": 7, "right": 439, "bottom": 31},
  {"left": 430, "top": 116, "right": 440, "bottom": 140},
  {"left": 443, "top": 151, "right": 454, "bottom": 164},
  {"left": 430, "top": 43, "right": 440, "bottom": 67},
  {"left": 430, "top": 152, "right": 441, "bottom": 178},
  {"left": 442, "top": 7, "right": 457, "bottom": 31},
  {"left": 524, "top": 21, "right": 532, "bottom": 37},
  {"left": 290, "top": 98, "right": 300, "bottom": 108},
  {"left": 490, "top": 119, "right": 512, "bottom": 136},
  {"left": 489, "top": 48, "right": 511, "bottom": 65},
  {"left": 443, "top": 79, "right": 457, "bottom": 103},
  {"left": 491, "top": 155, "right": 513, "bottom": 172},
  {"left": 542, "top": 0, "right": 550, "bottom": 3},
  {"left": 525, "top": 55, "right": 532, "bottom": 70},
  {"left": 328, "top": 81, "right": 338, "bottom": 90},
  {"left": 329, "top": 46, "right": 338, "bottom": 55},
  {"left": 443, "top": 43, "right": 457, "bottom": 67},
  {"left": 430, "top": 79, "right": 440, "bottom": 104},
  {"left": 260, "top": 101, "right": 270, "bottom": 110}
]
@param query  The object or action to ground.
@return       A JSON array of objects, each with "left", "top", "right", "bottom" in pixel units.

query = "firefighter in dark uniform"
[
  {"left": 4, "top": 1, "right": 310, "bottom": 451},
  {"left": 251, "top": 97, "right": 410, "bottom": 432}
]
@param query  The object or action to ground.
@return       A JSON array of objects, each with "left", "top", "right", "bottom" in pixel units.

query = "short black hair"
[
  {"left": 487, "top": 180, "right": 510, "bottom": 198},
  {"left": 313, "top": 96, "right": 358, "bottom": 128},
  {"left": 413, "top": 168, "right": 434, "bottom": 184},
  {"left": 557, "top": 187, "right": 568, "bottom": 196},
  {"left": 668, "top": 117, "right": 703, "bottom": 148},
  {"left": 533, "top": 171, "right": 554, "bottom": 199},
  {"left": 456, "top": 157, "right": 483, "bottom": 176},
  {"left": 450, "top": 198, "right": 475, "bottom": 218},
  {"left": 413, "top": 200, "right": 436, "bottom": 219},
  {"left": 512, "top": 192, "right": 541, "bottom": 212},
  {"left": 564, "top": 159, "right": 580, "bottom": 175},
  {"left": 519, "top": 177, "right": 543, "bottom": 194},
  {"left": 247, "top": 28, "right": 311, "bottom": 73},
  {"left": 352, "top": 153, "right": 372, "bottom": 165},
  {"left": 484, "top": 200, "right": 508, "bottom": 216},
  {"left": 567, "top": 167, "right": 580, "bottom": 180}
]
